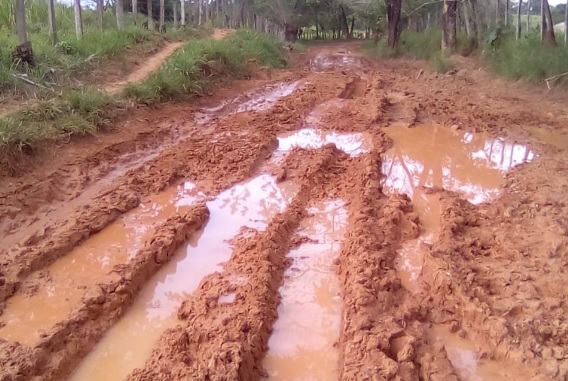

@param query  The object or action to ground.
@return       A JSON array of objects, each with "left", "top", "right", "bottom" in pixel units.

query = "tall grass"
[
  {"left": 366, "top": 29, "right": 474, "bottom": 60},
  {"left": 485, "top": 34, "right": 568, "bottom": 83},
  {"left": 0, "top": 88, "right": 115, "bottom": 147},
  {"left": 125, "top": 29, "right": 287, "bottom": 104},
  {"left": 0, "top": 0, "right": 200, "bottom": 91},
  {"left": 0, "top": 30, "right": 286, "bottom": 148}
]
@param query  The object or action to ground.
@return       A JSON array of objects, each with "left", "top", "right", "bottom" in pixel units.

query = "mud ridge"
[
  {"left": 332, "top": 150, "right": 458, "bottom": 381},
  {"left": 0, "top": 128, "right": 277, "bottom": 309},
  {"left": 127, "top": 145, "right": 343, "bottom": 381},
  {"left": 0, "top": 204, "right": 209, "bottom": 381},
  {"left": 422, "top": 192, "right": 565, "bottom": 381}
]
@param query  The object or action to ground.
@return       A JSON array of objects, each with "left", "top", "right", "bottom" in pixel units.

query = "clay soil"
[{"left": 1, "top": 42, "right": 568, "bottom": 381}]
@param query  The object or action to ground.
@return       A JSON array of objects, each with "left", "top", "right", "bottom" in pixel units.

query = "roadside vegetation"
[{"left": 0, "top": 29, "right": 286, "bottom": 151}]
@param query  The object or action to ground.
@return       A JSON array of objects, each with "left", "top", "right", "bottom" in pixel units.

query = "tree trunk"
[
  {"left": 496, "top": 0, "right": 500, "bottom": 25},
  {"left": 517, "top": 0, "right": 522, "bottom": 39},
  {"left": 47, "top": 0, "right": 57, "bottom": 44},
  {"left": 339, "top": 6, "right": 350, "bottom": 38},
  {"left": 116, "top": 0, "right": 124, "bottom": 29},
  {"left": 198, "top": 0, "right": 202, "bottom": 25},
  {"left": 15, "top": 0, "right": 27, "bottom": 43},
  {"left": 442, "top": 0, "right": 457, "bottom": 54},
  {"left": 350, "top": 16, "right": 355, "bottom": 37},
  {"left": 173, "top": 2, "right": 178, "bottom": 28},
  {"left": 147, "top": 0, "right": 153, "bottom": 30},
  {"left": 565, "top": 0, "right": 568, "bottom": 45},
  {"left": 181, "top": 0, "right": 185, "bottom": 25},
  {"left": 97, "top": 0, "right": 104, "bottom": 29},
  {"left": 132, "top": 0, "right": 137, "bottom": 16},
  {"left": 386, "top": 0, "right": 402, "bottom": 48},
  {"left": 505, "top": 0, "right": 509, "bottom": 25},
  {"left": 527, "top": 0, "right": 531, "bottom": 31},
  {"left": 543, "top": 0, "right": 557, "bottom": 45},
  {"left": 205, "top": 0, "right": 209, "bottom": 23},
  {"left": 159, "top": 0, "right": 165, "bottom": 31},
  {"left": 463, "top": 1, "right": 472, "bottom": 37},
  {"left": 74, "top": 0, "right": 83, "bottom": 39}
]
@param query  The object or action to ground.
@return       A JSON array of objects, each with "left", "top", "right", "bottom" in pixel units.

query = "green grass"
[
  {"left": 0, "top": 29, "right": 286, "bottom": 149},
  {"left": 0, "top": 0, "right": 206, "bottom": 91},
  {"left": 0, "top": 88, "right": 116, "bottom": 148},
  {"left": 366, "top": 29, "right": 474, "bottom": 59},
  {"left": 485, "top": 34, "right": 568, "bottom": 83},
  {"left": 125, "top": 29, "right": 287, "bottom": 104}
]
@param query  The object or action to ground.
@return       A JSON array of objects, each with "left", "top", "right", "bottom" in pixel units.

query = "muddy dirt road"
[{"left": 1, "top": 43, "right": 568, "bottom": 381}]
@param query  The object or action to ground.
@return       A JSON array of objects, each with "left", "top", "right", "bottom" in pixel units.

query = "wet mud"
[{"left": 2, "top": 43, "right": 568, "bottom": 381}]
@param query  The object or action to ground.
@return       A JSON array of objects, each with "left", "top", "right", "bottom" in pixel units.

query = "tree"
[
  {"left": 97, "top": 0, "right": 104, "bottom": 29},
  {"left": 442, "top": 0, "right": 457, "bottom": 53},
  {"left": 147, "top": 0, "right": 154, "bottom": 29},
  {"left": 117, "top": 0, "right": 125, "bottom": 29},
  {"left": 181, "top": 0, "right": 186, "bottom": 25},
  {"left": 47, "top": 0, "right": 57, "bottom": 44},
  {"left": 133, "top": 0, "right": 138, "bottom": 16},
  {"left": 15, "top": 0, "right": 27, "bottom": 44},
  {"left": 159, "top": 0, "right": 165, "bottom": 31},
  {"left": 565, "top": 0, "right": 568, "bottom": 45},
  {"left": 74, "top": 0, "right": 84, "bottom": 39},
  {"left": 517, "top": 0, "right": 522, "bottom": 39},
  {"left": 541, "top": 0, "right": 557, "bottom": 45},
  {"left": 386, "top": 0, "right": 402, "bottom": 48}
]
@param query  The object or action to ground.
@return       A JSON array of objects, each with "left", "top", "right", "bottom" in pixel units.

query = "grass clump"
[
  {"left": 125, "top": 29, "right": 286, "bottom": 104},
  {"left": 430, "top": 54, "right": 455, "bottom": 73},
  {"left": 485, "top": 34, "right": 568, "bottom": 83},
  {"left": 0, "top": 88, "right": 115, "bottom": 147}
]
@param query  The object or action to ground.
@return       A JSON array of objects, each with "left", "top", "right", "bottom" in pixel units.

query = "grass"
[
  {"left": 0, "top": 0, "right": 204, "bottom": 91},
  {"left": 365, "top": 29, "right": 474, "bottom": 71},
  {"left": 0, "top": 29, "right": 286, "bottom": 149},
  {"left": 0, "top": 88, "right": 116, "bottom": 148},
  {"left": 125, "top": 29, "right": 287, "bottom": 104},
  {"left": 485, "top": 33, "right": 568, "bottom": 83}
]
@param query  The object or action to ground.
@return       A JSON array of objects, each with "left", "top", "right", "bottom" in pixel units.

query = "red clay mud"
[{"left": 2, "top": 42, "right": 568, "bottom": 381}]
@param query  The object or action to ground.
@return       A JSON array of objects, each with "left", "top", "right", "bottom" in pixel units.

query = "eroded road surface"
[{"left": 1, "top": 44, "right": 568, "bottom": 381}]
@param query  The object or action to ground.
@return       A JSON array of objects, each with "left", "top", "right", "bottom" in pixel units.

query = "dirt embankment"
[{"left": 2, "top": 42, "right": 568, "bottom": 381}]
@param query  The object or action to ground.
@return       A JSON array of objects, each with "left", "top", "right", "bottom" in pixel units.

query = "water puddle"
[
  {"left": 382, "top": 124, "right": 535, "bottom": 205},
  {"left": 310, "top": 53, "right": 363, "bottom": 72},
  {"left": 430, "top": 326, "right": 520, "bottom": 381},
  {"left": 68, "top": 174, "right": 297, "bottom": 381},
  {"left": 525, "top": 126, "right": 568, "bottom": 150},
  {"left": 263, "top": 200, "right": 347, "bottom": 381},
  {"left": 278, "top": 129, "right": 372, "bottom": 157},
  {"left": 0, "top": 183, "right": 205, "bottom": 347}
]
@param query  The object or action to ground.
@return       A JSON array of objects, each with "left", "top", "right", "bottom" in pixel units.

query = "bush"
[{"left": 485, "top": 34, "right": 568, "bottom": 83}]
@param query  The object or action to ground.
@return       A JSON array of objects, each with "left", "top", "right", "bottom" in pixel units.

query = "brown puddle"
[
  {"left": 0, "top": 183, "right": 205, "bottom": 347},
  {"left": 381, "top": 124, "right": 533, "bottom": 380},
  {"left": 278, "top": 129, "right": 372, "bottom": 157},
  {"left": 68, "top": 174, "right": 297, "bottom": 381},
  {"left": 262, "top": 200, "right": 348, "bottom": 381},
  {"left": 310, "top": 52, "right": 364, "bottom": 72},
  {"left": 382, "top": 124, "right": 535, "bottom": 204},
  {"left": 429, "top": 326, "right": 522, "bottom": 381}
]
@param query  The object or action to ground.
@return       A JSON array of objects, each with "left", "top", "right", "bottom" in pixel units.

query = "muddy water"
[
  {"left": 381, "top": 124, "right": 533, "bottom": 380},
  {"left": 310, "top": 52, "right": 363, "bottom": 72},
  {"left": 278, "top": 129, "right": 372, "bottom": 157},
  {"left": 0, "top": 183, "right": 205, "bottom": 347},
  {"left": 68, "top": 174, "right": 297, "bottom": 381},
  {"left": 430, "top": 326, "right": 521, "bottom": 381},
  {"left": 263, "top": 200, "right": 348, "bottom": 381},
  {"left": 382, "top": 124, "right": 534, "bottom": 204}
]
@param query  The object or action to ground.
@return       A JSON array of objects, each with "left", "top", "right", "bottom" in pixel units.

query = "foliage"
[
  {"left": 485, "top": 34, "right": 568, "bottom": 83},
  {"left": 125, "top": 29, "right": 286, "bottom": 104},
  {"left": 0, "top": 88, "right": 115, "bottom": 147}
]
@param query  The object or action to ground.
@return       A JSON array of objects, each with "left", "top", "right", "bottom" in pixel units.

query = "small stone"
[{"left": 451, "top": 124, "right": 460, "bottom": 131}]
